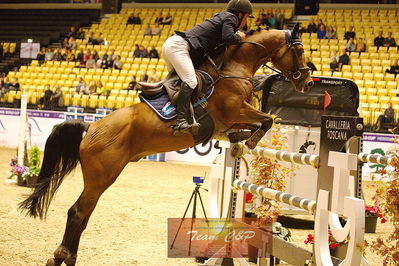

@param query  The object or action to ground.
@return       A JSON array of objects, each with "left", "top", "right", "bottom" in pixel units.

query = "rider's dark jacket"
[{"left": 176, "top": 11, "right": 242, "bottom": 65}]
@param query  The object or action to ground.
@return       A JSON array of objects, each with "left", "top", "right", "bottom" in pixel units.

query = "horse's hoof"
[
  {"left": 245, "top": 139, "right": 256, "bottom": 150},
  {"left": 46, "top": 258, "right": 55, "bottom": 266}
]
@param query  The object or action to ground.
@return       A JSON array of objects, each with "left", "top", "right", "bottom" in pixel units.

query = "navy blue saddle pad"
[{"left": 139, "top": 70, "right": 214, "bottom": 120}]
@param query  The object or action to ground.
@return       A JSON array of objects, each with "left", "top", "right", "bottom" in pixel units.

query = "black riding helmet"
[{"left": 226, "top": 0, "right": 255, "bottom": 18}]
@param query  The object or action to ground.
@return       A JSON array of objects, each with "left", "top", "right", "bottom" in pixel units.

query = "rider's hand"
[{"left": 237, "top": 31, "right": 246, "bottom": 39}]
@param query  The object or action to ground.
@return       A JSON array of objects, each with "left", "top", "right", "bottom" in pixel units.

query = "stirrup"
[{"left": 173, "top": 122, "right": 192, "bottom": 136}]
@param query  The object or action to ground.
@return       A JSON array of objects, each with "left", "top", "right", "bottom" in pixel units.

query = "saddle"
[
  {"left": 138, "top": 70, "right": 209, "bottom": 105},
  {"left": 138, "top": 70, "right": 215, "bottom": 145}
]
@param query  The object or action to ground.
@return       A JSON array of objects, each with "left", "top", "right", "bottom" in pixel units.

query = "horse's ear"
[{"left": 292, "top": 23, "right": 300, "bottom": 36}]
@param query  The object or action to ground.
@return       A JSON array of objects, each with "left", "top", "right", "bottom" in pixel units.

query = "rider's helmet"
[{"left": 227, "top": 0, "right": 254, "bottom": 18}]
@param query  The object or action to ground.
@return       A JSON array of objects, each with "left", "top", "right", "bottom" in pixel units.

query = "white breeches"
[{"left": 162, "top": 35, "right": 198, "bottom": 89}]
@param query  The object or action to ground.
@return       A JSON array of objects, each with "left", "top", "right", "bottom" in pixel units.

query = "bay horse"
[{"left": 19, "top": 25, "right": 313, "bottom": 265}]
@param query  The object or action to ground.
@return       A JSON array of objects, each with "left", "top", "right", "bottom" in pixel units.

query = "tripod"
[{"left": 170, "top": 182, "right": 208, "bottom": 256}]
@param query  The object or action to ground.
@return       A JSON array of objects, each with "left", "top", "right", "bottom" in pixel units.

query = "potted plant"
[
  {"left": 23, "top": 145, "right": 41, "bottom": 187},
  {"left": 364, "top": 204, "right": 384, "bottom": 233},
  {"left": 305, "top": 230, "right": 348, "bottom": 259},
  {"left": 7, "top": 146, "right": 41, "bottom": 187},
  {"left": 8, "top": 159, "right": 29, "bottom": 186}
]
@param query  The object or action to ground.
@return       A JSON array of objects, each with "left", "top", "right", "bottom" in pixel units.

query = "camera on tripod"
[{"left": 193, "top": 176, "right": 204, "bottom": 184}]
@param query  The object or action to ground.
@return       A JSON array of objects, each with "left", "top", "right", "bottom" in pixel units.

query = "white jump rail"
[
  {"left": 233, "top": 180, "right": 317, "bottom": 213},
  {"left": 231, "top": 143, "right": 320, "bottom": 168}
]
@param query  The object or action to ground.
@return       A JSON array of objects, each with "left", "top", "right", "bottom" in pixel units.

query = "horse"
[{"left": 19, "top": 25, "right": 313, "bottom": 265}]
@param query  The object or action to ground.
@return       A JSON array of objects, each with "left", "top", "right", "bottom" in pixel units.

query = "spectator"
[
  {"left": 133, "top": 44, "right": 141, "bottom": 58},
  {"left": 306, "top": 57, "right": 317, "bottom": 73},
  {"left": 0, "top": 44, "right": 3, "bottom": 60},
  {"left": 316, "top": 19, "right": 325, "bottom": 31},
  {"left": 60, "top": 49, "right": 67, "bottom": 61},
  {"left": 346, "top": 38, "right": 356, "bottom": 53},
  {"left": 88, "top": 81, "right": 97, "bottom": 95},
  {"left": 51, "top": 85, "right": 63, "bottom": 108},
  {"left": 86, "top": 55, "right": 96, "bottom": 69},
  {"left": 154, "top": 13, "right": 163, "bottom": 24},
  {"left": 317, "top": 24, "right": 326, "bottom": 39},
  {"left": 66, "top": 50, "right": 76, "bottom": 62},
  {"left": 76, "top": 49, "right": 85, "bottom": 64},
  {"left": 344, "top": 26, "right": 356, "bottom": 41},
  {"left": 45, "top": 48, "right": 54, "bottom": 61},
  {"left": 96, "top": 81, "right": 105, "bottom": 96},
  {"left": 76, "top": 78, "right": 90, "bottom": 95},
  {"left": 127, "top": 76, "right": 137, "bottom": 90},
  {"left": 267, "top": 13, "right": 277, "bottom": 28},
  {"left": 386, "top": 59, "right": 399, "bottom": 76},
  {"left": 338, "top": 49, "right": 350, "bottom": 70},
  {"left": 307, "top": 19, "right": 317, "bottom": 33},
  {"left": 66, "top": 26, "right": 77, "bottom": 38},
  {"left": 96, "top": 33, "right": 105, "bottom": 45},
  {"left": 40, "top": 84, "right": 53, "bottom": 108},
  {"left": 255, "top": 14, "right": 264, "bottom": 26},
  {"left": 127, "top": 13, "right": 142, "bottom": 25},
  {"left": 139, "top": 45, "right": 147, "bottom": 58},
  {"left": 1, "top": 77, "right": 11, "bottom": 94},
  {"left": 9, "top": 78, "right": 20, "bottom": 91},
  {"left": 151, "top": 23, "right": 162, "bottom": 36},
  {"left": 105, "top": 58, "right": 113, "bottom": 69},
  {"left": 162, "top": 13, "right": 172, "bottom": 25},
  {"left": 91, "top": 50, "right": 100, "bottom": 61},
  {"left": 374, "top": 31, "right": 385, "bottom": 48},
  {"left": 113, "top": 55, "right": 123, "bottom": 69},
  {"left": 76, "top": 28, "right": 85, "bottom": 39},
  {"left": 62, "top": 37, "right": 69, "bottom": 49},
  {"left": 36, "top": 48, "right": 46, "bottom": 64},
  {"left": 148, "top": 46, "right": 159, "bottom": 59},
  {"left": 355, "top": 37, "right": 366, "bottom": 53},
  {"left": 383, "top": 32, "right": 396, "bottom": 48},
  {"left": 99, "top": 54, "right": 108, "bottom": 69},
  {"left": 84, "top": 49, "right": 91, "bottom": 63},
  {"left": 53, "top": 48, "right": 63, "bottom": 61},
  {"left": 325, "top": 26, "right": 337, "bottom": 40},
  {"left": 376, "top": 102, "right": 395, "bottom": 131},
  {"left": 330, "top": 56, "right": 339, "bottom": 72},
  {"left": 140, "top": 71, "right": 148, "bottom": 82},
  {"left": 87, "top": 32, "right": 96, "bottom": 45},
  {"left": 67, "top": 37, "right": 77, "bottom": 50},
  {"left": 144, "top": 23, "right": 152, "bottom": 36},
  {"left": 148, "top": 68, "right": 160, "bottom": 83}
]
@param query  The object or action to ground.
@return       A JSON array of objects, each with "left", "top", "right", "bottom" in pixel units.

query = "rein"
[{"left": 206, "top": 35, "right": 310, "bottom": 87}]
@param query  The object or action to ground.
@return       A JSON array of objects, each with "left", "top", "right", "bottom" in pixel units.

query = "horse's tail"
[{"left": 19, "top": 120, "right": 89, "bottom": 219}]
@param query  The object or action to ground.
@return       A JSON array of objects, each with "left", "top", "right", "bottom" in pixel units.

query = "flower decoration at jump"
[
  {"left": 304, "top": 230, "right": 344, "bottom": 250},
  {"left": 249, "top": 122, "right": 297, "bottom": 222},
  {"left": 365, "top": 204, "right": 387, "bottom": 223}
]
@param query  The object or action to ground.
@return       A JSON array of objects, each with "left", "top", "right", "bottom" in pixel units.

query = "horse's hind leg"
[
  {"left": 47, "top": 187, "right": 104, "bottom": 266},
  {"left": 47, "top": 148, "right": 131, "bottom": 265}
]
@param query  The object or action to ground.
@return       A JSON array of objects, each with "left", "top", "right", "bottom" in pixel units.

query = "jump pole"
[{"left": 17, "top": 94, "right": 28, "bottom": 166}]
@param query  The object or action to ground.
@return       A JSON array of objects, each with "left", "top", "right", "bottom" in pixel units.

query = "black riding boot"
[{"left": 174, "top": 82, "right": 194, "bottom": 135}]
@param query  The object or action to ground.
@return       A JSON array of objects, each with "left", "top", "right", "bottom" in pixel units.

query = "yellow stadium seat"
[
  {"left": 386, "top": 81, "right": 397, "bottom": 90},
  {"left": 385, "top": 74, "right": 396, "bottom": 81},
  {"left": 106, "top": 96, "right": 116, "bottom": 109},
  {"left": 375, "top": 81, "right": 386, "bottom": 89},
  {"left": 377, "top": 89, "right": 388, "bottom": 97},
  {"left": 366, "top": 87, "right": 377, "bottom": 95},
  {"left": 72, "top": 94, "right": 81, "bottom": 106},
  {"left": 368, "top": 96, "right": 379, "bottom": 104},
  {"left": 364, "top": 80, "right": 375, "bottom": 89},
  {"left": 342, "top": 72, "right": 353, "bottom": 79},
  {"left": 352, "top": 65, "right": 362, "bottom": 72},
  {"left": 362, "top": 66, "right": 372, "bottom": 73},
  {"left": 358, "top": 87, "right": 366, "bottom": 95},
  {"left": 98, "top": 96, "right": 106, "bottom": 108}
]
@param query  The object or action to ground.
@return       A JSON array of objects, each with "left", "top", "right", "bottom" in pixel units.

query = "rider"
[{"left": 162, "top": 0, "right": 254, "bottom": 134}]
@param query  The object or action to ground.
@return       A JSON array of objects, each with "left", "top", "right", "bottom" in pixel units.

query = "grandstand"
[{"left": 0, "top": 2, "right": 399, "bottom": 130}]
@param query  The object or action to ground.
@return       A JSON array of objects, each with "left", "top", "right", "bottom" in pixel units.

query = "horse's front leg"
[
  {"left": 227, "top": 101, "right": 274, "bottom": 149},
  {"left": 227, "top": 123, "right": 260, "bottom": 143}
]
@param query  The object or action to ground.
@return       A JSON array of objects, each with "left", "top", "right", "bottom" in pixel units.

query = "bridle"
[
  {"left": 242, "top": 30, "right": 310, "bottom": 81},
  {"left": 206, "top": 29, "right": 310, "bottom": 86}
]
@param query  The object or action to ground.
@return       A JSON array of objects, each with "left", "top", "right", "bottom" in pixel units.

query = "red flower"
[
  {"left": 245, "top": 192, "right": 253, "bottom": 203},
  {"left": 330, "top": 243, "right": 339, "bottom": 249}
]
